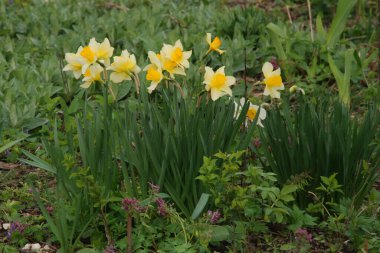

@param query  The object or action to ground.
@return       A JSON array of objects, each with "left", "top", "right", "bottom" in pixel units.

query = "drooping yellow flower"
[
  {"left": 160, "top": 40, "right": 192, "bottom": 71},
  {"left": 206, "top": 33, "right": 225, "bottom": 55},
  {"left": 89, "top": 37, "right": 114, "bottom": 66},
  {"left": 63, "top": 47, "right": 85, "bottom": 79},
  {"left": 81, "top": 63, "right": 104, "bottom": 89},
  {"left": 262, "top": 62, "right": 284, "bottom": 99},
  {"left": 203, "top": 66, "right": 235, "bottom": 101},
  {"left": 144, "top": 51, "right": 164, "bottom": 94},
  {"left": 235, "top": 98, "right": 267, "bottom": 127},
  {"left": 108, "top": 50, "right": 141, "bottom": 83}
]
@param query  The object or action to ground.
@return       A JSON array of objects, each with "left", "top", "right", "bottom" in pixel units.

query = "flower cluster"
[
  {"left": 295, "top": 228, "right": 313, "bottom": 242},
  {"left": 63, "top": 35, "right": 289, "bottom": 128},
  {"left": 122, "top": 198, "right": 146, "bottom": 213},
  {"left": 63, "top": 37, "right": 140, "bottom": 89},
  {"left": 207, "top": 210, "right": 222, "bottom": 224},
  {"left": 144, "top": 40, "right": 192, "bottom": 93}
]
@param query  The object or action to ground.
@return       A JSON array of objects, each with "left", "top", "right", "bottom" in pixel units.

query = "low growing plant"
[{"left": 259, "top": 97, "right": 379, "bottom": 208}]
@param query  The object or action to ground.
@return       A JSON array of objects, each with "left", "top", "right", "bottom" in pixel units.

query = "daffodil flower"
[
  {"left": 108, "top": 50, "right": 140, "bottom": 83},
  {"left": 63, "top": 47, "right": 85, "bottom": 79},
  {"left": 159, "top": 54, "right": 186, "bottom": 78},
  {"left": 206, "top": 33, "right": 225, "bottom": 55},
  {"left": 79, "top": 39, "right": 98, "bottom": 74},
  {"left": 144, "top": 51, "right": 164, "bottom": 94},
  {"left": 262, "top": 62, "right": 284, "bottom": 99},
  {"left": 81, "top": 63, "right": 104, "bottom": 89},
  {"left": 235, "top": 98, "right": 267, "bottom": 127},
  {"left": 90, "top": 37, "right": 114, "bottom": 66},
  {"left": 160, "top": 40, "right": 192, "bottom": 71},
  {"left": 203, "top": 66, "right": 235, "bottom": 101}
]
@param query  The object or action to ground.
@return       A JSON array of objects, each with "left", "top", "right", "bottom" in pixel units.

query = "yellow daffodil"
[
  {"left": 206, "top": 33, "right": 225, "bottom": 55},
  {"left": 204, "top": 66, "right": 235, "bottom": 101},
  {"left": 81, "top": 63, "right": 104, "bottom": 89},
  {"left": 158, "top": 54, "right": 186, "bottom": 78},
  {"left": 262, "top": 62, "right": 284, "bottom": 99},
  {"left": 160, "top": 40, "right": 192, "bottom": 71},
  {"left": 78, "top": 40, "right": 97, "bottom": 74},
  {"left": 108, "top": 50, "right": 141, "bottom": 83},
  {"left": 235, "top": 98, "right": 267, "bottom": 127},
  {"left": 63, "top": 47, "right": 85, "bottom": 79},
  {"left": 144, "top": 51, "right": 164, "bottom": 94},
  {"left": 90, "top": 37, "right": 114, "bottom": 66}
]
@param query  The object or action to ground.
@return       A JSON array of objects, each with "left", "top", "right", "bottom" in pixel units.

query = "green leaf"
[
  {"left": 0, "top": 137, "right": 26, "bottom": 154},
  {"left": 280, "top": 185, "right": 298, "bottom": 196},
  {"left": 20, "top": 149, "right": 56, "bottom": 174},
  {"left": 209, "top": 225, "right": 230, "bottom": 242},
  {"left": 76, "top": 249, "right": 101, "bottom": 253},
  {"left": 326, "top": 0, "right": 357, "bottom": 49},
  {"left": 280, "top": 244, "right": 296, "bottom": 251},
  {"left": 191, "top": 193, "right": 210, "bottom": 220}
]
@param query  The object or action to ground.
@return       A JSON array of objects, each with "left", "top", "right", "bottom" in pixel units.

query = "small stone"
[
  {"left": 31, "top": 243, "right": 41, "bottom": 251},
  {"left": 2, "top": 223, "right": 11, "bottom": 230},
  {"left": 22, "top": 244, "right": 32, "bottom": 250}
]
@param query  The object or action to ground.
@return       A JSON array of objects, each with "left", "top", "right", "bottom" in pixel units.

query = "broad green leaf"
[
  {"left": 191, "top": 193, "right": 210, "bottom": 220},
  {"left": 326, "top": 0, "right": 357, "bottom": 49}
]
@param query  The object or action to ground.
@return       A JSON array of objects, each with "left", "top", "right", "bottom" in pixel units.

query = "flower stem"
[{"left": 127, "top": 214, "right": 132, "bottom": 253}]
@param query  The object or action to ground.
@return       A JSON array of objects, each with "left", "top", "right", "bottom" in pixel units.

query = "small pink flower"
[
  {"left": 295, "top": 228, "right": 313, "bottom": 242},
  {"left": 156, "top": 198, "right": 169, "bottom": 217},
  {"left": 149, "top": 182, "right": 160, "bottom": 194},
  {"left": 207, "top": 210, "right": 221, "bottom": 224}
]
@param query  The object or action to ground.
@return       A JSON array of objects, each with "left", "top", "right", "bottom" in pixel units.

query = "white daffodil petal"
[
  {"left": 262, "top": 62, "right": 273, "bottom": 78},
  {"left": 226, "top": 76, "right": 236, "bottom": 86},
  {"left": 215, "top": 66, "right": 225, "bottom": 75},
  {"left": 206, "top": 33, "right": 212, "bottom": 45},
  {"left": 211, "top": 89, "right": 224, "bottom": 101}
]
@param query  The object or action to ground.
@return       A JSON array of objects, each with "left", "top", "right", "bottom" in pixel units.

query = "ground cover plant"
[{"left": 0, "top": 0, "right": 379, "bottom": 252}]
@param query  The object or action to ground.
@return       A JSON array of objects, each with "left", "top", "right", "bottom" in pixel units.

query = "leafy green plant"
[
  {"left": 117, "top": 88, "right": 256, "bottom": 217},
  {"left": 259, "top": 98, "right": 379, "bottom": 208},
  {"left": 197, "top": 150, "right": 303, "bottom": 252}
]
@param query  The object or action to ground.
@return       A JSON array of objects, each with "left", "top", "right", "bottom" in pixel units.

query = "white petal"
[
  {"left": 204, "top": 67, "right": 214, "bottom": 84},
  {"left": 211, "top": 89, "right": 224, "bottom": 101},
  {"left": 181, "top": 59, "right": 190, "bottom": 69},
  {"left": 80, "top": 82, "right": 92, "bottom": 89},
  {"left": 133, "top": 65, "right": 141, "bottom": 74},
  {"left": 73, "top": 70, "right": 82, "bottom": 79},
  {"left": 239, "top": 97, "right": 246, "bottom": 106},
  {"left": 263, "top": 87, "right": 270, "bottom": 96},
  {"left": 172, "top": 67, "right": 186, "bottom": 76},
  {"left": 222, "top": 87, "right": 232, "bottom": 96},
  {"left": 147, "top": 82, "right": 159, "bottom": 93},
  {"left": 110, "top": 72, "right": 130, "bottom": 83},
  {"left": 206, "top": 33, "right": 212, "bottom": 45},
  {"left": 148, "top": 51, "right": 162, "bottom": 68},
  {"left": 259, "top": 107, "right": 267, "bottom": 120},
  {"left": 215, "top": 66, "right": 225, "bottom": 75},
  {"left": 226, "top": 76, "right": 236, "bottom": 86},
  {"left": 262, "top": 62, "right": 273, "bottom": 78},
  {"left": 174, "top": 40, "right": 183, "bottom": 50},
  {"left": 272, "top": 68, "right": 281, "bottom": 76},
  {"left": 183, "top": 50, "right": 192, "bottom": 59}
]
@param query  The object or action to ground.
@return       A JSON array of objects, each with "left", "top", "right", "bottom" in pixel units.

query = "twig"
[
  {"left": 286, "top": 5, "right": 293, "bottom": 24},
  {"left": 307, "top": 0, "right": 314, "bottom": 42},
  {"left": 127, "top": 214, "right": 132, "bottom": 253}
]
